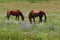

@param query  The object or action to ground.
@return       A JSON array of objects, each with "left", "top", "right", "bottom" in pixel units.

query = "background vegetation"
[
  {"left": 0, "top": 0, "right": 60, "bottom": 3},
  {"left": 0, "top": 0, "right": 60, "bottom": 40}
]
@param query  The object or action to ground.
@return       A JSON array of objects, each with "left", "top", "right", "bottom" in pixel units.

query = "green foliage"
[
  {"left": 0, "top": 1, "right": 60, "bottom": 40},
  {"left": 0, "top": 0, "right": 60, "bottom": 3}
]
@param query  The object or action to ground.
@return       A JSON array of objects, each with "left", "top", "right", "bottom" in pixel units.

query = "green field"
[{"left": 0, "top": 1, "right": 60, "bottom": 40}]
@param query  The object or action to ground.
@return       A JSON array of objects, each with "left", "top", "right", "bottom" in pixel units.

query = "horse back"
[
  {"left": 7, "top": 10, "right": 21, "bottom": 16},
  {"left": 29, "top": 10, "right": 45, "bottom": 17}
]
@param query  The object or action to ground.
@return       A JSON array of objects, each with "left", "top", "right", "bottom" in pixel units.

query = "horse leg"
[
  {"left": 29, "top": 18, "right": 32, "bottom": 24},
  {"left": 17, "top": 16, "right": 19, "bottom": 20},
  {"left": 7, "top": 15, "right": 10, "bottom": 21},
  {"left": 39, "top": 16, "right": 42, "bottom": 23},
  {"left": 7, "top": 16, "right": 9, "bottom": 21},
  {"left": 15, "top": 16, "right": 17, "bottom": 20},
  {"left": 33, "top": 17, "right": 35, "bottom": 23}
]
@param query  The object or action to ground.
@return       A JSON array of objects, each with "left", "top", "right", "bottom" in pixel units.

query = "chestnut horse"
[
  {"left": 7, "top": 10, "right": 24, "bottom": 21},
  {"left": 28, "top": 10, "right": 47, "bottom": 24}
]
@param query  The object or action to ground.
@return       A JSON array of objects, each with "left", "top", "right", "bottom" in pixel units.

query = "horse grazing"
[
  {"left": 28, "top": 10, "right": 47, "bottom": 24},
  {"left": 7, "top": 10, "right": 24, "bottom": 21}
]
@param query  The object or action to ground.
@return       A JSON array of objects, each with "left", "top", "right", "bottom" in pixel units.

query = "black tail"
[{"left": 44, "top": 13, "right": 47, "bottom": 22}]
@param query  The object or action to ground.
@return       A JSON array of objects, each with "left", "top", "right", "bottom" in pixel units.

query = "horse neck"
[
  {"left": 17, "top": 10, "right": 24, "bottom": 21},
  {"left": 20, "top": 13, "right": 24, "bottom": 21},
  {"left": 21, "top": 15, "right": 24, "bottom": 21}
]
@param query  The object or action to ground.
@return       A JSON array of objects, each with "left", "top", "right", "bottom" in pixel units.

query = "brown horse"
[
  {"left": 28, "top": 10, "right": 47, "bottom": 24},
  {"left": 7, "top": 10, "right": 24, "bottom": 21}
]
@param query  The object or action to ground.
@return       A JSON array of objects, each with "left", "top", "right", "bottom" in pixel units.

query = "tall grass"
[
  {"left": 0, "top": 1, "right": 60, "bottom": 40},
  {"left": 0, "top": 0, "right": 60, "bottom": 3}
]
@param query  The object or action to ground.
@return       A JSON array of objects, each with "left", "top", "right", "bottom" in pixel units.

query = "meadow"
[{"left": 0, "top": 1, "right": 60, "bottom": 40}]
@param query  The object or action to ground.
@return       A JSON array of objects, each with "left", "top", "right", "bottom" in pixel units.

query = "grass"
[
  {"left": 0, "top": 1, "right": 60, "bottom": 40},
  {"left": 0, "top": 0, "right": 60, "bottom": 3}
]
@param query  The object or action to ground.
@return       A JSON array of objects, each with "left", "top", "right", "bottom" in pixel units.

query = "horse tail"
[
  {"left": 18, "top": 10, "right": 24, "bottom": 21},
  {"left": 43, "top": 12, "right": 47, "bottom": 22}
]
